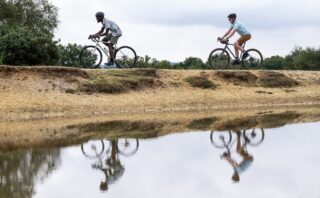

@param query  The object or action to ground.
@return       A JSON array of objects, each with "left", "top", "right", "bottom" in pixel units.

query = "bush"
[
  {"left": 262, "top": 56, "right": 285, "bottom": 70},
  {"left": 0, "top": 26, "right": 59, "bottom": 65}
]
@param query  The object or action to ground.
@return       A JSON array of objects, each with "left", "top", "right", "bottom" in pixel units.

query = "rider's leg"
[
  {"left": 234, "top": 42, "right": 241, "bottom": 59},
  {"left": 108, "top": 35, "right": 121, "bottom": 62},
  {"left": 107, "top": 43, "right": 115, "bottom": 62},
  {"left": 237, "top": 35, "right": 251, "bottom": 58}
]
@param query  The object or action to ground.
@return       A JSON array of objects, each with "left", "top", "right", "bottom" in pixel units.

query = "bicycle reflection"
[
  {"left": 81, "top": 138, "right": 139, "bottom": 191},
  {"left": 210, "top": 128, "right": 265, "bottom": 183}
]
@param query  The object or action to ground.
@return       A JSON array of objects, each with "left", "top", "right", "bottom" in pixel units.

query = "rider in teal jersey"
[{"left": 220, "top": 13, "right": 252, "bottom": 65}]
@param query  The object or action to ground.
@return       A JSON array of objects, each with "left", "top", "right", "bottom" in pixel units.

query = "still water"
[{"left": 1, "top": 122, "right": 320, "bottom": 198}]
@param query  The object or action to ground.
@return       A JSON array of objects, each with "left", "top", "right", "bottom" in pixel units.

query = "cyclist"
[
  {"left": 219, "top": 13, "right": 251, "bottom": 65},
  {"left": 89, "top": 12, "right": 122, "bottom": 66},
  {"left": 221, "top": 130, "right": 254, "bottom": 183}
]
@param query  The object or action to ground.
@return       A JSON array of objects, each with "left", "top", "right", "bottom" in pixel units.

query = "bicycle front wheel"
[
  {"left": 241, "top": 49, "right": 263, "bottom": 70},
  {"left": 118, "top": 139, "right": 139, "bottom": 157},
  {"left": 243, "top": 128, "right": 265, "bottom": 146},
  {"left": 114, "top": 46, "right": 137, "bottom": 68},
  {"left": 79, "top": 45, "right": 103, "bottom": 68},
  {"left": 208, "top": 48, "right": 230, "bottom": 69}
]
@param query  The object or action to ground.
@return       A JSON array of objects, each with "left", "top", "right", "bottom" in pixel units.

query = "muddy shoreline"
[{"left": 1, "top": 105, "right": 320, "bottom": 152}]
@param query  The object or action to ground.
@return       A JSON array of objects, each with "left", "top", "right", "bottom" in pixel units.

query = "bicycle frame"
[
  {"left": 221, "top": 41, "right": 247, "bottom": 59},
  {"left": 90, "top": 38, "right": 118, "bottom": 60}
]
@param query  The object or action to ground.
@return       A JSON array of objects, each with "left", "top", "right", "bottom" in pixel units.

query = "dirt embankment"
[{"left": 0, "top": 65, "right": 320, "bottom": 122}]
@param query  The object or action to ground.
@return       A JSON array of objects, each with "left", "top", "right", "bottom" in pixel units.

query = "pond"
[{"left": 1, "top": 110, "right": 320, "bottom": 198}]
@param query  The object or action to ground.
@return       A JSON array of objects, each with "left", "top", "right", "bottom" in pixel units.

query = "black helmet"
[
  {"left": 96, "top": 12, "right": 104, "bottom": 21},
  {"left": 228, "top": 13, "right": 237, "bottom": 19}
]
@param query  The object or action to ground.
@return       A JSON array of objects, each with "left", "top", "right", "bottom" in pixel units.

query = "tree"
[
  {"left": 292, "top": 47, "right": 320, "bottom": 70},
  {"left": 0, "top": 148, "right": 60, "bottom": 198},
  {"left": 58, "top": 43, "right": 83, "bottom": 67},
  {"left": 0, "top": 0, "right": 59, "bottom": 65},
  {"left": 0, "top": 0, "right": 58, "bottom": 35},
  {"left": 177, "top": 57, "right": 207, "bottom": 69}
]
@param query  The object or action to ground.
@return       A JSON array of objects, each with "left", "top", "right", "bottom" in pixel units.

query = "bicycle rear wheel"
[
  {"left": 210, "top": 131, "right": 232, "bottom": 148},
  {"left": 114, "top": 46, "right": 137, "bottom": 68},
  {"left": 208, "top": 48, "right": 230, "bottom": 69},
  {"left": 241, "top": 49, "right": 263, "bottom": 70},
  {"left": 79, "top": 45, "right": 103, "bottom": 68},
  {"left": 81, "top": 140, "right": 105, "bottom": 159}
]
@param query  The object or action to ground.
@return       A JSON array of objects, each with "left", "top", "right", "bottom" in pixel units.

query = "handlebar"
[
  {"left": 217, "top": 37, "right": 229, "bottom": 44},
  {"left": 88, "top": 36, "right": 100, "bottom": 42}
]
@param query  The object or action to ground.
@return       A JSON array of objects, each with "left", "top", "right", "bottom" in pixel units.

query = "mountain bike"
[
  {"left": 79, "top": 37, "right": 137, "bottom": 68},
  {"left": 81, "top": 138, "right": 140, "bottom": 159},
  {"left": 210, "top": 128, "right": 265, "bottom": 148},
  {"left": 208, "top": 38, "right": 263, "bottom": 70}
]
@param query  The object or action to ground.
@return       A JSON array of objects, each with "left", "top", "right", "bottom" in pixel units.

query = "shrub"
[
  {"left": 262, "top": 56, "right": 286, "bottom": 70},
  {"left": 0, "top": 26, "right": 59, "bottom": 65}
]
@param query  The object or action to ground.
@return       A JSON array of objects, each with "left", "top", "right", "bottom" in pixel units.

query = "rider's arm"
[
  {"left": 91, "top": 27, "right": 106, "bottom": 37},
  {"left": 225, "top": 29, "right": 236, "bottom": 40},
  {"left": 221, "top": 28, "right": 232, "bottom": 40},
  {"left": 98, "top": 28, "right": 110, "bottom": 37}
]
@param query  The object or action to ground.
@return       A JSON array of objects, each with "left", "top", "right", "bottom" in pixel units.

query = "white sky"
[{"left": 52, "top": 0, "right": 320, "bottom": 62}]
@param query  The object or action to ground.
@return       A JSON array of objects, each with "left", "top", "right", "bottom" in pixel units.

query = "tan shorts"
[
  {"left": 102, "top": 34, "right": 121, "bottom": 45},
  {"left": 237, "top": 35, "right": 251, "bottom": 46}
]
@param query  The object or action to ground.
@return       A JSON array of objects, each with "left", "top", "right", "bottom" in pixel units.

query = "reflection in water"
[
  {"left": 0, "top": 149, "right": 60, "bottom": 198},
  {"left": 1, "top": 111, "right": 320, "bottom": 197},
  {"left": 81, "top": 138, "right": 139, "bottom": 192},
  {"left": 210, "top": 129, "right": 265, "bottom": 183}
]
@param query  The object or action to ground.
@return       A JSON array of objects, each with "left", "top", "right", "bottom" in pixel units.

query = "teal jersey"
[{"left": 230, "top": 21, "right": 251, "bottom": 36}]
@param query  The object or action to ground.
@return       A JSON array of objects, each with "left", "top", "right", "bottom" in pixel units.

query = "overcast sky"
[{"left": 52, "top": 0, "right": 320, "bottom": 62}]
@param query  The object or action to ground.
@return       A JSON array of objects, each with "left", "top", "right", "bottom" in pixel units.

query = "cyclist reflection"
[
  {"left": 81, "top": 138, "right": 139, "bottom": 191},
  {"left": 210, "top": 128, "right": 265, "bottom": 182}
]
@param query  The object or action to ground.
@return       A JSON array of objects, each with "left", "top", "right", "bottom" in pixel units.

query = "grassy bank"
[{"left": 0, "top": 65, "right": 319, "bottom": 122}]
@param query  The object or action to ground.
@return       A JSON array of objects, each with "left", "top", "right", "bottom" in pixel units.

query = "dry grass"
[
  {"left": 257, "top": 71, "right": 299, "bottom": 88},
  {"left": 186, "top": 117, "right": 218, "bottom": 130},
  {"left": 0, "top": 65, "right": 89, "bottom": 79},
  {"left": 214, "top": 71, "right": 257, "bottom": 85},
  {"left": 79, "top": 68, "right": 159, "bottom": 94},
  {"left": 185, "top": 76, "right": 216, "bottom": 89}
]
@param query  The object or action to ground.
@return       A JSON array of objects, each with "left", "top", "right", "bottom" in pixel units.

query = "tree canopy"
[{"left": 0, "top": 0, "right": 58, "bottom": 35}]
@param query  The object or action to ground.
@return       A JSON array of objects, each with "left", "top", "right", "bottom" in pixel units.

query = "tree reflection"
[
  {"left": 0, "top": 149, "right": 61, "bottom": 198},
  {"left": 81, "top": 138, "right": 139, "bottom": 192},
  {"left": 210, "top": 128, "right": 265, "bottom": 183}
]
